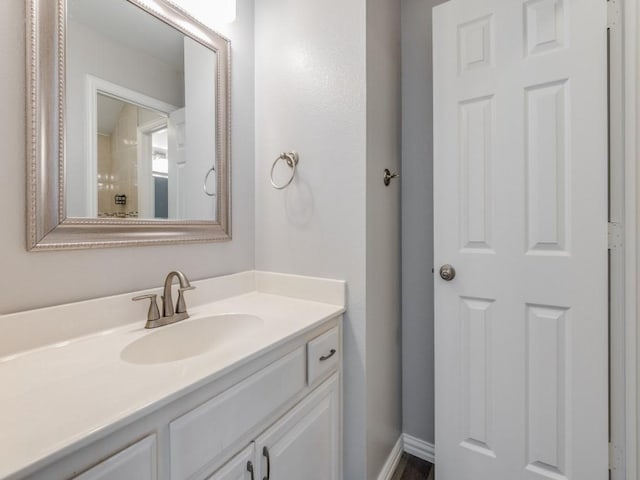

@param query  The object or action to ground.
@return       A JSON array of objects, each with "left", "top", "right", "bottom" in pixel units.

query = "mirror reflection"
[
  {"left": 66, "top": 0, "right": 218, "bottom": 221},
  {"left": 96, "top": 93, "right": 170, "bottom": 218}
]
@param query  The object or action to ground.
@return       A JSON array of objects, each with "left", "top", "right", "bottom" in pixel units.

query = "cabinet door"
[
  {"left": 206, "top": 444, "right": 256, "bottom": 480},
  {"left": 170, "top": 347, "right": 306, "bottom": 480},
  {"left": 73, "top": 435, "right": 156, "bottom": 480},
  {"left": 255, "top": 374, "right": 340, "bottom": 480}
]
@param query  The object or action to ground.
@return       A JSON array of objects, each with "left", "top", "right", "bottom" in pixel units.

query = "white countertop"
[{"left": 0, "top": 271, "right": 345, "bottom": 480}]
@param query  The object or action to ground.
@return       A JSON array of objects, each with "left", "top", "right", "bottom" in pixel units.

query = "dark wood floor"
[{"left": 391, "top": 453, "right": 434, "bottom": 480}]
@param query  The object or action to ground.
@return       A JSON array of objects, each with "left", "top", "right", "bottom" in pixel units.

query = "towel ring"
[
  {"left": 203, "top": 166, "right": 216, "bottom": 197},
  {"left": 270, "top": 152, "right": 299, "bottom": 190}
]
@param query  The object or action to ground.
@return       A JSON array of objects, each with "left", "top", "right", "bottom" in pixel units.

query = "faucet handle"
[
  {"left": 132, "top": 294, "right": 161, "bottom": 322},
  {"left": 176, "top": 286, "right": 196, "bottom": 314}
]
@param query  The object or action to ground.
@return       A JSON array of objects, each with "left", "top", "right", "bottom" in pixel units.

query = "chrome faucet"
[{"left": 133, "top": 271, "right": 196, "bottom": 329}]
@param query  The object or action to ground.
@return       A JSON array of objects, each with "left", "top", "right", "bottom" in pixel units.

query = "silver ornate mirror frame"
[{"left": 26, "top": 0, "right": 231, "bottom": 250}]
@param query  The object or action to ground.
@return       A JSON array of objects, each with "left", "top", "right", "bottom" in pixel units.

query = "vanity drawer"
[
  {"left": 169, "top": 347, "right": 306, "bottom": 480},
  {"left": 307, "top": 327, "right": 340, "bottom": 385},
  {"left": 74, "top": 435, "right": 157, "bottom": 480}
]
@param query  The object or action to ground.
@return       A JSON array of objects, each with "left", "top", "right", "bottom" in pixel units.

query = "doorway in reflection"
[{"left": 96, "top": 93, "right": 168, "bottom": 219}]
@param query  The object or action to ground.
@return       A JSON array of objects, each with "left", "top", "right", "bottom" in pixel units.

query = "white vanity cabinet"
[
  {"left": 254, "top": 374, "right": 340, "bottom": 480},
  {"left": 205, "top": 374, "right": 339, "bottom": 480},
  {"left": 22, "top": 321, "right": 342, "bottom": 480},
  {"left": 175, "top": 327, "right": 342, "bottom": 480},
  {"left": 168, "top": 348, "right": 307, "bottom": 480},
  {"left": 0, "top": 272, "right": 346, "bottom": 480}
]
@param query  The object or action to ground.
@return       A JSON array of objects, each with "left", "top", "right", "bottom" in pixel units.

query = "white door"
[
  {"left": 433, "top": 1, "right": 608, "bottom": 479},
  {"left": 254, "top": 375, "right": 340, "bottom": 480},
  {"left": 167, "top": 107, "right": 186, "bottom": 219},
  {"left": 206, "top": 444, "right": 255, "bottom": 480}
]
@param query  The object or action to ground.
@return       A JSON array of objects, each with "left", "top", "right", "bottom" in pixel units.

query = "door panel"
[{"left": 433, "top": 1, "right": 608, "bottom": 479}]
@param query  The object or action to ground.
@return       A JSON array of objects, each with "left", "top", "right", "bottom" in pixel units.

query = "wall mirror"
[{"left": 27, "top": 0, "right": 231, "bottom": 250}]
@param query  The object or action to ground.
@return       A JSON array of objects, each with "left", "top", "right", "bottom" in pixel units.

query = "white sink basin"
[{"left": 121, "top": 314, "right": 263, "bottom": 364}]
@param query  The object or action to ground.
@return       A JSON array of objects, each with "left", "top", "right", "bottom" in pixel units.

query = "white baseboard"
[
  {"left": 403, "top": 434, "right": 435, "bottom": 464},
  {"left": 377, "top": 436, "right": 404, "bottom": 480}
]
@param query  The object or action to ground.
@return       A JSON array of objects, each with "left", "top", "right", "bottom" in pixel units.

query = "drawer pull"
[
  {"left": 319, "top": 349, "right": 337, "bottom": 362},
  {"left": 262, "top": 446, "right": 271, "bottom": 480},
  {"left": 247, "top": 461, "right": 255, "bottom": 480}
]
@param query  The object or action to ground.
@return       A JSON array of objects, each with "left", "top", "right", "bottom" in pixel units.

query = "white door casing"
[
  {"left": 433, "top": 1, "right": 608, "bottom": 479},
  {"left": 167, "top": 107, "right": 186, "bottom": 220},
  {"left": 84, "top": 76, "right": 178, "bottom": 218}
]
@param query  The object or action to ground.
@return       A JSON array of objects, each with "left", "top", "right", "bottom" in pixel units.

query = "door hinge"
[
  {"left": 608, "top": 222, "right": 623, "bottom": 250},
  {"left": 608, "top": 0, "right": 621, "bottom": 29},
  {"left": 609, "top": 442, "right": 623, "bottom": 471}
]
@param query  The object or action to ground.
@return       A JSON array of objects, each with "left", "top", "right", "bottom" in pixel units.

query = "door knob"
[{"left": 439, "top": 264, "right": 456, "bottom": 281}]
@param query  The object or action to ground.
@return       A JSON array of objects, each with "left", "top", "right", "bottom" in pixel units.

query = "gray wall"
[
  {"left": 254, "top": 0, "right": 402, "bottom": 478},
  {"left": 400, "top": 0, "right": 447, "bottom": 445},
  {"left": 254, "top": 0, "right": 368, "bottom": 476},
  {"left": 366, "top": 0, "right": 403, "bottom": 476},
  {"left": 0, "top": 0, "right": 255, "bottom": 314}
]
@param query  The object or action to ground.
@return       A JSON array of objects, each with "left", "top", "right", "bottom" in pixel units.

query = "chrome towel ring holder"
[
  {"left": 203, "top": 166, "right": 216, "bottom": 197},
  {"left": 270, "top": 152, "right": 299, "bottom": 190}
]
